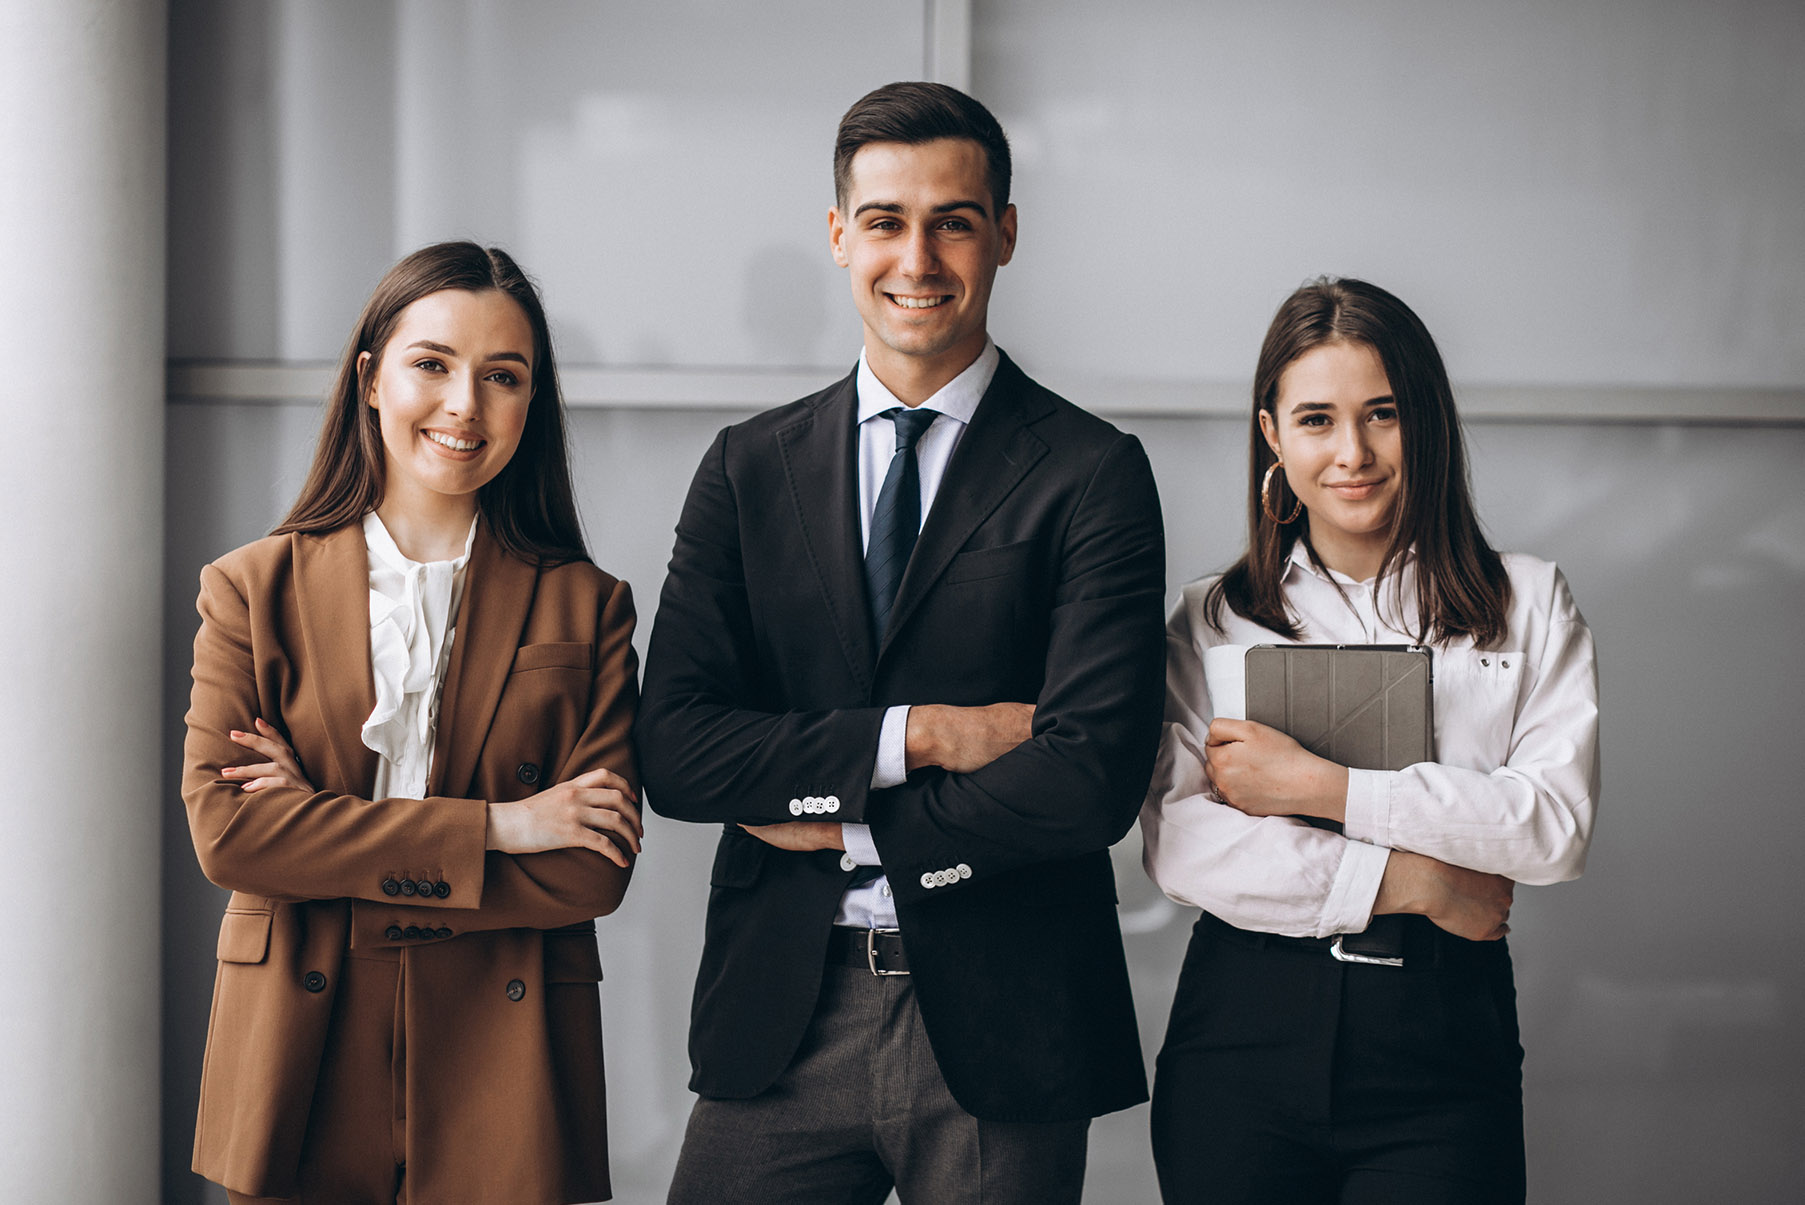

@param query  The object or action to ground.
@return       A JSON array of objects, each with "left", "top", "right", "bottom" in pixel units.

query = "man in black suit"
[{"left": 638, "top": 81, "right": 1166, "bottom": 1204}]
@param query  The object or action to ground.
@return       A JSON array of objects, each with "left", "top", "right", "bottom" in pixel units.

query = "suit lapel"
[
  {"left": 431, "top": 522, "right": 538, "bottom": 798},
  {"left": 293, "top": 525, "right": 380, "bottom": 795},
  {"left": 776, "top": 370, "right": 877, "bottom": 691},
  {"left": 880, "top": 355, "right": 1051, "bottom": 656}
]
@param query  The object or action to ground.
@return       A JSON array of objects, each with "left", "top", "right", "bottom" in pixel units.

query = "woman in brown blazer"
[{"left": 183, "top": 242, "right": 642, "bottom": 1204}]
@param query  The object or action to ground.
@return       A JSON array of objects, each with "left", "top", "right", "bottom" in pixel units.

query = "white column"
[{"left": 0, "top": 1, "right": 166, "bottom": 1199}]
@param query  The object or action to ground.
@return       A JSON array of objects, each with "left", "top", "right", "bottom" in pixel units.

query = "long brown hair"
[
  {"left": 1205, "top": 278, "right": 1510, "bottom": 647},
  {"left": 274, "top": 241, "right": 589, "bottom": 566}
]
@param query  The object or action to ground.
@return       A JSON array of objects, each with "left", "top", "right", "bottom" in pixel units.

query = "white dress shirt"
[
  {"left": 835, "top": 339, "right": 1000, "bottom": 929},
  {"left": 360, "top": 511, "right": 476, "bottom": 802},
  {"left": 1140, "top": 542, "right": 1600, "bottom": 939}
]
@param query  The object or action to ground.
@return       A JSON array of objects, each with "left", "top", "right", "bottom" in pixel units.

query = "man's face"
[{"left": 829, "top": 138, "right": 1016, "bottom": 385}]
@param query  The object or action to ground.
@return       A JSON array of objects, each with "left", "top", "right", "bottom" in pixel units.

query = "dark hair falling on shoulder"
[
  {"left": 1205, "top": 277, "right": 1511, "bottom": 648},
  {"left": 274, "top": 240, "right": 590, "bottom": 567}
]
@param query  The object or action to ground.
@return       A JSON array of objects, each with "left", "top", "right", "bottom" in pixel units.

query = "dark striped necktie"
[{"left": 865, "top": 406, "right": 938, "bottom": 641}]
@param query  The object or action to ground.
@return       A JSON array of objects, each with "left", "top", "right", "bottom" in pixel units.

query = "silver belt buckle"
[
  {"left": 866, "top": 927, "right": 908, "bottom": 976},
  {"left": 1331, "top": 934, "right": 1404, "bottom": 968}
]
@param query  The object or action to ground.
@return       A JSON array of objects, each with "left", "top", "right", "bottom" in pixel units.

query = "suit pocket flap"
[
  {"left": 512, "top": 641, "right": 593, "bottom": 673},
  {"left": 216, "top": 909, "right": 271, "bottom": 964},
  {"left": 944, "top": 540, "right": 1032, "bottom": 584},
  {"left": 544, "top": 929, "right": 604, "bottom": 983}
]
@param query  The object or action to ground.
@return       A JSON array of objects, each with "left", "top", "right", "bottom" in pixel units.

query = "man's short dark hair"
[{"left": 834, "top": 81, "right": 1012, "bottom": 215}]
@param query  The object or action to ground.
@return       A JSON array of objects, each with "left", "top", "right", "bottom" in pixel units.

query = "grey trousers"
[{"left": 667, "top": 960, "right": 1091, "bottom": 1205}]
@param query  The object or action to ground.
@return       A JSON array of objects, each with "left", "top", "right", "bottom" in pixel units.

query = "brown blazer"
[{"left": 182, "top": 520, "right": 638, "bottom": 1203}]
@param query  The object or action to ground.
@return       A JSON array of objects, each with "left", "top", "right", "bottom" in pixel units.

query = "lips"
[
  {"left": 424, "top": 429, "right": 484, "bottom": 453},
  {"left": 1326, "top": 479, "right": 1384, "bottom": 499},
  {"left": 887, "top": 293, "right": 948, "bottom": 309}
]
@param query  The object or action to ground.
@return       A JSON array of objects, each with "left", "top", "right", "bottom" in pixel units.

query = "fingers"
[
  {"left": 1206, "top": 717, "right": 1252, "bottom": 746},
  {"left": 583, "top": 805, "right": 642, "bottom": 855},
  {"left": 566, "top": 767, "right": 639, "bottom": 801},
  {"left": 239, "top": 775, "right": 304, "bottom": 793},
  {"left": 582, "top": 828, "right": 631, "bottom": 868}
]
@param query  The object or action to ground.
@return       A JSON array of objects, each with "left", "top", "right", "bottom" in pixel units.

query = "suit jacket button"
[
  {"left": 399, "top": 879, "right": 417, "bottom": 896},
  {"left": 436, "top": 927, "right": 453, "bottom": 939},
  {"left": 386, "top": 925, "right": 404, "bottom": 941},
  {"left": 434, "top": 881, "right": 452, "bottom": 898},
  {"left": 517, "top": 763, "right": 541, "bottom": 786},
  {"left": 920, "top": 872, "right": 935, "bottom": 889},
  {"left": 381, "top": 878, "right": 400, "bottom": 896},
  {"left": 956, "top": 863, "right": 972, "bottom": 879},
  {"left": 789, "top": 798, "right": 803, "bottom": 816},
  {"left": 302, "top": 971, "right": 327, "bottom": 993},
  {"left": 414, "top": 879, "right": 434, "bottom": 897},
  {"left": 404, "top": 926, "right": 422, "bottom": 939},
  {"left": 825, "top": 795, "right": 840, "bottom": 813},
  {"left": 506, "top": 979, "right": 526, "bottom": 1002}
]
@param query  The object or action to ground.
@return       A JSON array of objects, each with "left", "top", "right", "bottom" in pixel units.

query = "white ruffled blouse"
[{"left": 360, "top": 511, "right": 476, "bottom": 801}]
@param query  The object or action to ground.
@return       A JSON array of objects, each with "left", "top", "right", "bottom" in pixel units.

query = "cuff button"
[
  {"left": 385, "top": 925, "right": 404, "bottom": 941},
  {"left": 840, "top": 853, "right": 857, "bottom": 872},
  {"left": 399, "top": 879, "right": 417, "bottom": 896},
  {"left": 381, "top": 878, "right": 400, "bottom": 896},
  {"left": 920, "top": 872, "right": 935, "bottom": 889},
  {"left": 434, "top": 881, "right": 452, "bottom": 898},
  {"left": 414, "top": 879, "right": 434, "bottom": 897},
  {"left": 506, "top": 979, "right": 527, "bottom": 1002},
  {"left": 956, "top": 864, "right": 972, "bottom": 879},
  {"left": 789, "top": 798, "right": 804, "bottom": 816}
]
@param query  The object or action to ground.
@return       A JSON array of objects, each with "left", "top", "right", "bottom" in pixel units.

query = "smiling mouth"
[
  {"left": 887, "top": 293, "right": 948, "bottom": 310},
  {"left": 1327, "top": 480, "right": 1384, "bottom": 497},
  {"left": 425, "top": 430, "right": 484, "bottom": 453}
]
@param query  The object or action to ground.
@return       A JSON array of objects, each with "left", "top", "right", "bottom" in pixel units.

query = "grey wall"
[{"left": 162, "top": 2, "right": 1805, "bottom": 1202}]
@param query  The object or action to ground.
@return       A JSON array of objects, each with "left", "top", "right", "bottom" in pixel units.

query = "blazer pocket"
[
  {"left": 511, "top": 641, "right": 593, "bottom": 673},
  {"left": 944, "top": 539, "right": 1033, "bottom": 584},
  {"left": 215, "top": 908, "right": 272, "bottom": 964},
  {"left": 544, "top": 925, "right": 604, "bottom": 983}
]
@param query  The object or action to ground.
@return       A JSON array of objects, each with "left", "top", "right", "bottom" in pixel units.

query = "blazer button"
[
  {"left": 386, "top": 925, "right": 404, "bottom": 941},
  {"left": 517, "top": 763, "right": 541, "bottom": 786},
  {"left": 302, "top": 971, "right": 327, "bottom": 993},
  {"left": 400, "top": 879, "right": 417, "bottom": 896},
  {"left": 789, "top": 798, "right": 803, "bottom": 816},
  {"left": 381, "top": 878, "right": 400, "bottom": 896},
  {"left": 414, "top": 879, "right": 434, "bottom": 897},
  {"left": 506, "top": 979, "right": 527, "bottom": 1002},
  {"left": 434, "top": 881, "right": 452, "bottom": 899},
  {"left": 920, "top": 872, "right": 935, "bottom": 889},
  {"left": 404, "top": 926, "right": 422, "bottom": 939},
  {"left": 825, "top": 795, "right": 840, "bottom": 813},
  {"left": 956, "top": 863, "right": 972, "bottom": 879},
  {"left": 435, "top": 927, "right": 453, "bottom": 940}
]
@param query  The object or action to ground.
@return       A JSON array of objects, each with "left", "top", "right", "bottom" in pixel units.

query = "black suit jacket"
[{"left": 637, "top": 352, "right": 1166, "bottom": 1122}]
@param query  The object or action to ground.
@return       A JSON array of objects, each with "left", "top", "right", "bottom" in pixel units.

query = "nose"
[
  {"left": 443, "top": 370, "right": 481, "bottom": 420},
  {"left": 1334, "top": 420, "right": 1372, "bottom": 468},
  {"left": 898, "top": 228, "right": 938, "bottom": 279}
]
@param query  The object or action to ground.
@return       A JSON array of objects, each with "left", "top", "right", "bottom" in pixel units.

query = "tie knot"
[{"left": 884, "top": 406, "right": 937, "bottom": 452}]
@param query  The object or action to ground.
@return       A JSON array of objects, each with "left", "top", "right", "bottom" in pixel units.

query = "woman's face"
[
  {"left": 1259, "top": 339, "right": 1403, "bottom": 572},
  {"left": 361, "top": 288, "right": 534, "bottom": 514}
]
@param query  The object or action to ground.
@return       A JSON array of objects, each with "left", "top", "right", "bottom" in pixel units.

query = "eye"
[
  {"left": 485, "top": 369, "right": 522, "bottom": 387},
  {"left": 938, "top": 217, "right": 972, "bottom": 232},
  {"left": 1370, "top": 405, "right": 1398, "bottom": 423},
  {"left": 412, "top": 357, "right": 446, "bottom": 373},
  {"left": 1297, "top": 412, "right": 1329, "bottom": 427},
  {"left": 868, "top": 217, "right": 901, "bottom": 231}
]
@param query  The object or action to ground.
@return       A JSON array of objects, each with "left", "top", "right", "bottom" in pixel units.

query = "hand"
[
  {"left": 739, "top": 821, "right": 845, "bottom": 852},
  {"left": 1203, "top": 718, "right": 1348, "bottom": 823},
  {"left": 487, "top": 768, "right": 643, "bottom": 867},
  {"left": 1374, "top": 849, "right": 1514, "bottom": 941},
  {"left": 905, "top": 702, "right": 1034, "bottom": 774},
  {"left": 221, "top": 717, "right": 315, "bottom": 793}
]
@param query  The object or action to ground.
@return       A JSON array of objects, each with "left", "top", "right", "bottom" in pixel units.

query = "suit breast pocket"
[
  {"left": 943, "top": 539, "right": 1033, "bottom": 585},
  {"left": 511, "top": 641, "right": 593, "bottom": 673}
]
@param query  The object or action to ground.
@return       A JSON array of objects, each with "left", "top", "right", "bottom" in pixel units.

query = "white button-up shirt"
[
  {"left": 1140, "top": 542, "right": 1600, "bottom": 939},
  {"left": 836, "top": 339, "right": 1000, "bottom": 929}
]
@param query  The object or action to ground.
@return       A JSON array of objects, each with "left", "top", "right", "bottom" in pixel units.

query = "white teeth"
[
  {"left": 891, "top": 295, "right": 946, "bottom": 309},
  {"left": 426, "top": 431, "right": 481, "bottom": 451}
]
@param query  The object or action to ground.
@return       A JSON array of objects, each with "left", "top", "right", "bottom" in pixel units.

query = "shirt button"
[
  {"left": 506, "top": 979, "right": 526, "bottom": 1002},
  {"left": 386, "top": 925, "right": 404, "bottom": 941},
  {"left": 399, "top": 879, "right": 417, "bottom": 896},
  {"left": 840, "top": 853, "right": 858, "bottom": 872},
  {"left": 434, "top": 881, "right": 452, "bottom": 899},
  {"left": 302, "top": 971, "right": 327, "bottom": 993},
  {"left": 881, "top": 883, "right": 892, "bottom": 897},
  {"left": 381, "top": 878, "right": 400, "bottom": 896},
  {"left": 517, "top": 762, "right": 541, "bottom": 786}
]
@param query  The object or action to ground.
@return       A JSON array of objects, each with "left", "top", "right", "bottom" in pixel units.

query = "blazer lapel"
[
  {"left": 293, "top": 525, "right": 380, "bottom": 795},
  {"left": 880, "top": 355, "right": 1051, "bottom": 656},
  {"left": 431, "top": 522, "right": 538, "bottom": 798},
  {"left": 776, "top": 370, "right": 877, "bottom": 692}
]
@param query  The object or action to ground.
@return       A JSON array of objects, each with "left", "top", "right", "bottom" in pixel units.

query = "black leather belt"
[
  {"left": 827, "top": 926, "right": 909, "bottom": 976},
  {"left": 1198, "top": 910, "right": 1499, "bottom": 971}
]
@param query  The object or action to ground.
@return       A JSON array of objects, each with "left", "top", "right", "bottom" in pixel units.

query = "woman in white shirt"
[
  {"left": 182, "top": 242, "right": 643, "bottom": 1204},
  {"left": 1141, "top": 278, "right": 1599, "bottom": 1204}
]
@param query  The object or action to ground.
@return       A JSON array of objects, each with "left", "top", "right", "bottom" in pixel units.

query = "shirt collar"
[
  {"left": 1283, "top": 538, "right": 1416, "bottom": 588},
  {"left": 855, "top": 338, "right": 998, "bottom": 427}
]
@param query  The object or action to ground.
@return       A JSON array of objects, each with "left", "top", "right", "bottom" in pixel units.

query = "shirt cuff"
[
  {"left": 1320, "top": 838, "right": 1391, "bottom": 935},
  {"left": 1340, "top": 767, "right": 1392, "bottom": 847},
  {"left": 870, "top": 705, "right": 911, "bottom": 789},
  {"left": 841, "top": 824, "right": 881, "bottom": 867}
]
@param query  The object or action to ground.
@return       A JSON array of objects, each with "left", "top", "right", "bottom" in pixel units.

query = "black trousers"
[{"left": 1151, "top": 912, "right": 1525, "bottom": 1205}]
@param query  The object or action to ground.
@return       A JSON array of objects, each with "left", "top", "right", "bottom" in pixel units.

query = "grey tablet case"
[{"left": 1244, "top": 644, "right": 1434, "bottom": 775}]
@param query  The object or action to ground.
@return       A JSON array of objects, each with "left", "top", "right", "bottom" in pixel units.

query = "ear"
[
  {"left": 995, "top": 203, "right": 1018, "bottom": 267},
  {"left": 357, "top": 350, "right": 377, "bottom": 409},
  {"left": 828, "top": 206, "right": 849, "bottom": 268},
  {"left": 1257, "top": 408, "right": 1282, "bottom": 462}
]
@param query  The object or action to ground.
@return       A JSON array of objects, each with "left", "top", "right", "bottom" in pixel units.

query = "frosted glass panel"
[{"left": 975, "top": 0, "right": 1805, "bottom": 389}]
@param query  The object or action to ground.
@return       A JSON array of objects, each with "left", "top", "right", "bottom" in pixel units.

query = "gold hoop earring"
[{"left": 1261, "top": 462, "right": 1303, "bottom": 524}]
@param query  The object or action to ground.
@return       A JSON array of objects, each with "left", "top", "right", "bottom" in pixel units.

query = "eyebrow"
[
  {"left": 1290, "top": 396, "right": 1395, "bottom": 413},
  {"left": 852, "top": 199, "right": 990, "bottom": 219},
  {"left": 405, "top": 339, "right": 529, "bottom": 366}
]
